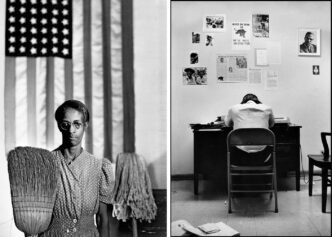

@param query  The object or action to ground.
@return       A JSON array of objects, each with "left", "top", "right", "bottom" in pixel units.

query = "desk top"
[{"left": 190, "top": 123, "right": 302, "bottom": 131}]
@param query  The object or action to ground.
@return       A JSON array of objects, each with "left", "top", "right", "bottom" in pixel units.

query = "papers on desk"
[{"left": 171, "top": 219, "right": 240, "bottom": 236}]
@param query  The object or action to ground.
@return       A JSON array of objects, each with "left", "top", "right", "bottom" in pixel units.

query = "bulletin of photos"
[{"left": 182, "top": 13, "right": 321, "bottom": 88}]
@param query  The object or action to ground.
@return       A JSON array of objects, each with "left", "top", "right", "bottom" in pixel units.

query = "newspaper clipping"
[{"left": 216, "top": 55, "right": 248, "bottom": 83}]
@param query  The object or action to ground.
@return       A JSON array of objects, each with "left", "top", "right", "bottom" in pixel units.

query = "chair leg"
[
  {"left": 273, "top": 173, "right": 278, "bottom": 213},
  {"left": 322, "top": 168, "right": 327, "bottom": 213},
  {"left": 132, "top": 218, "right": 138, "bottom": 237},
  {"left": 228, "top": 175, "right": 232, "bottom": 213},
  {"left": 309, "top": 159, "right": 313, "bottom": 196}
]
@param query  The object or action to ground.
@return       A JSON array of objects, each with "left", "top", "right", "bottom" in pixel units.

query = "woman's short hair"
[
  {"left": 55, "top": 100, "right": 90, "bottom": 123},
  {"left": 241, "top": 93, "right": 261, "bottom": 104}
]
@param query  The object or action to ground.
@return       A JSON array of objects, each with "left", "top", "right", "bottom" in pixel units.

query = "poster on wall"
[
  {"left": 203, "top": 14, "right": 226, "bottom": 32},
  {"left": 264, "top": 70, "right": 279, "bottom": 90},
  {"left": 216, "top": 55, "right": 248, "bottom": 83},
  {"left": 298, "top": 28, "right": 320, "bottom": 56},
  {"left": 252, "top": 14, "right": 269, "bottom": 38},
  {"left": 183, "top": 67, "right": 207, "bottom": 85},
  {"left": 232, "top": 22, "right": 251, "bottom": 50}
]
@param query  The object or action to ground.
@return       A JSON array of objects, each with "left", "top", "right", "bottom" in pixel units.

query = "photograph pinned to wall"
[
  {"left": 232, "top": 22, "right": 251, "bottom": 50},
  {"left": 298, "top": 28, "right": 320, "bottom": 56},
  {"left": 216, "top": 55, "right": 248, "bottom": 83},
  {"left": 203, "top": 14, "right": 226, "bottom": 32},
  {"left": 183, "top": 67, "right": 207, "bottom": 85},
  {"left": 192, "top": 32, "right": 201, "bottom": 44},
  {"left": 190, "top": 52, "right": 199, "bottom": 64},
  {"left": 252, "top": 14, "right": 269, "bottom": 37},
  {"left": 205, "top": 33, "right": 214, "bottom": 46},
  {"left": 313, "top": 65, "right": 320, "bottom": 75}
]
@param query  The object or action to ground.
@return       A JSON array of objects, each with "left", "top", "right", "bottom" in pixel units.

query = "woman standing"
[{"left": 40, "top": 100, "right": 114, "bottom": 237}]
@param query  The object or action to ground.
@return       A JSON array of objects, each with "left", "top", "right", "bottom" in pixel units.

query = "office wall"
[
  {"left": 171, "top": 1, "right": 331, "bottom": 175},
  {"left": 0, "top": 0, "right": 167, "bottom": 235}
]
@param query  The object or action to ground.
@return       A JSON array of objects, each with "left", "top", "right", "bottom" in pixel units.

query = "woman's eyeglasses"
[{"left": 59, "top": 121, "right": 83, "bottom": 131}]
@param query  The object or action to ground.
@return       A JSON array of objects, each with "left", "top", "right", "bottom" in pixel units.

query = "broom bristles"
[{"left": 7, "top": 146, "right": 59, "bottom": 235}]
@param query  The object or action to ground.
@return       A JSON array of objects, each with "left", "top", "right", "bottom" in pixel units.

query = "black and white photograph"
[
  {"left": 182, "top": 67, "right": 207, "bottom": 85},
  {"left": 298, "top": 28, "right": 321, "bottom": 56},
  {"left": 172, "top": 1, "right": 330, "bottom": 237},
  {"left": 192, "top": 32, "right": 201, "bottom": 43},
  {"left": 190, "top": 52, "right": 199, "bottom": 64},
  {"left": 252, "top": 14, "right": 269, "bottom": 37},
  {"left": 205, "top": 34, "right": 214, "bottom": 46},
  {"left": 203, "top": 14, "right": 226, "bottom": 32}
]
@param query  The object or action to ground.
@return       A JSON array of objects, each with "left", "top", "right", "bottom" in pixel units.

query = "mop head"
[
  {"left": 111, "top": 153, "right": 157, "bottom": 223},
  {"left": 7, "top": 146, "right": 59, "bottom": 235}
]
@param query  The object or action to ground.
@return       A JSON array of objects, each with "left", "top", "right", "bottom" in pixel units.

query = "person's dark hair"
[
  {"left": 305, "top": 32, "right": 313, "bottom": 38},
  {"left": 55, "top": 100, "right": 90, "bottom": 123},
  {"left": 241, "top": 93, "right": 261, "bottom": 104}
]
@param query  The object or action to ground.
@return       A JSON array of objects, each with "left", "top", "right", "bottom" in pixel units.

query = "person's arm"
[
  {"left": 224, "top": 108, "right": 233, "bottom": 127},
  {"left": 268, "top": 109, "right": 275, "bottom": 128},
  {"left": 97, "top": 202, "right": 109, "bottom": 237}
]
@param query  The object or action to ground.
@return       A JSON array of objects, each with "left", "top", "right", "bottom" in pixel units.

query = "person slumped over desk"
[{"left": 225, "top": 93, "right": 275, "bottom": 166}]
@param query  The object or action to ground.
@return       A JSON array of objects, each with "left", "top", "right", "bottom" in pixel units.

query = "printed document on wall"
[
  {"left": 216, "top": 55, "right": 248, "bottom": 83},
  {"left": 248, "top": 68, "right": 262, "bottom": 84},
  {"left": 232, "top": 22, "right": 251, "bottom": 50},
  {"left": 264, "top": 70, "right": 279, "bottom": 90}
]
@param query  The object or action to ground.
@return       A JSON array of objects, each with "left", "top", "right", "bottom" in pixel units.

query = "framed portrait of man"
[{"left": 298, "top": 28, "right": 320, "bottom": 56}]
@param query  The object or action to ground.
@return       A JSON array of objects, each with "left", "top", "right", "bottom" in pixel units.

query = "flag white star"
[
  {"left": 30, "top": 47, "right": 37, "bottom": 54},
  {"left": 10, "top": 0, "right": 15, "bottom": 3},
  {"left": 52, "top": 37, "right": 58, "bottom": 44},
  {"left": 52, "top": 47, "right": 58, "bottom": 53},
  {"left": 41, "top": 0, "right": 47, "bottom": 4},
  {"left": 30, "top": 8, "right": 37, "bottom": 14},
  {"left": 9, "top": 46, "right": 15, "bottom": 53},
  {"left": 20, "top": 17, "right": 26, "bottom": 24},
  {"left": 9, "top": 16, "right": 15, "bottom": 23},
  {"left": 62, "top": 38, "right": 69, "bottom": 45},
  {"left": 31, "top": 27, "right": 37, "bottom": 34},
  {"left": 20, "top": 0, "right": 27, "bottom": 4},
  {"left": 20, "top": 27, "right": 26, "bottom": 33},
  {"left": 30, "top": 18, "right": 37, "bottom": 24},
  {"left": 52, "top": 9, "right": 59, "bottom": 15},
  {"left": 41, "top": 18, "right": 47, "bottom": 25},
  {"left": 9, "top": 26, "right": 15, "bottom": 33},
  {"left": 19, "top": 7, "right": 26, "bottom": 14},
  {"left": 62, "top": 48, "right": 69, "bottom": 55},
  {"left": 30, "top": 38, "right": 37, "bottom": 44},
  {"left": 19, "top": 46, "right": 26, "bottom": 53},
  {"left": 62, "top": 0, "right": 68, "bottom": 5},
  {"left": 52, "top": 0, "right": 58, "bottom": 4},
  {"left": 52, "top": 27, "right": 58, "bottom": 34},
  {"left": 9, "top": 37, "right": 15, "bottom": 43},
  {"left": 62, "top": 28, "right": 69, "bottom": 35},
  {"left": 41, "top": 8, "right": 47, "bottom": 14},
  {"left": 62, "top": 9, "right": 68, "bottom": 15},
  {"left": 8, "top": 6, "right": 15, "bottom": 13},
  {"left": 20, "top": 37, "right": 26, "bottom": 43},
  {"left": 41, "top": 48, "right": 47, "bottom": 54},
  {"left": 31, "top": 0, "right": 37, "bottom": 4},
  {"left": 41, "top": 38, "right": 48, "bottom": 44},
  {"left": 52, "top": 18, "right": 58, "bottom": 24},
  {"left": 62, "top": 19, "right": 69, "bottom": 25}
]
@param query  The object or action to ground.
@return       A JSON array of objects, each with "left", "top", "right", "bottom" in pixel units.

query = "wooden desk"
[{"left": 191, "top": 124, "right": 302, "bottom": 194}]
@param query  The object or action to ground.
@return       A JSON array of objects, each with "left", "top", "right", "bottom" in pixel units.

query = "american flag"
[{"left": 4, "top": 0, "right": 135, "bottom": 161}]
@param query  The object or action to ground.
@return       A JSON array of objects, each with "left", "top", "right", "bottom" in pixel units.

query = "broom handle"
[{"left": 25, "top": 234, "right": 38, "bottom": 237}]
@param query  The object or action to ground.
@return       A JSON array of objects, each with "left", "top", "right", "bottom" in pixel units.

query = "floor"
[{"left": 171, "top": 176, "right": 331, "bottom": 236}]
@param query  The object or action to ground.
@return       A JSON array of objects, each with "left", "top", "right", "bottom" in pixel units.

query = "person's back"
[{"left": 225, "top": 93, "right": 274, "bottom": 154}]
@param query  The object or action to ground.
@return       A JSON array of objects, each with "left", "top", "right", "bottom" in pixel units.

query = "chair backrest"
[
  {"left": 321, "top": 132, "right": 331, "bottom": 158},
  {"left": 227, "top": 128, "right": 275, "bottom": 150}
]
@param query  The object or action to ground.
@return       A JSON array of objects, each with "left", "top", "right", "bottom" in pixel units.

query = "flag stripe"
[
  {"left": 4, "top": 57, "right": 16, "bottom": 154},
  {"left": 46, "top": 57, "right": 55, "bottom": 150},
  {"left": 102, "top": 0, "right": 112, "bottom": 159},
  {"left": 27, "top": 58, "right": 37, "bottom": 146},
  {"left": 121, "top": 0, "right": 135, "bottom": 152},
  {"left": 54, "top": 57, "right": 65, "bottom": 148},
  {"left": 36, "top": 58, "right": 47, "bottom": 149},
  {"left": 83, "top": 0, "right": 93, "bottom": 153},
  {"left": 64, "top": 59, "right": 73, "bottom": 100}
]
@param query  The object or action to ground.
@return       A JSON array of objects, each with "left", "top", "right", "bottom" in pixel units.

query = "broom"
[{"left": 7, "top": 146, "right": 59, "bottom": 237}]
